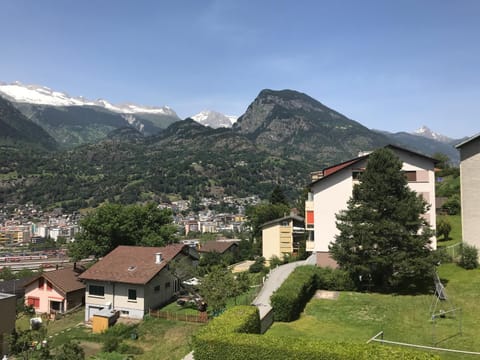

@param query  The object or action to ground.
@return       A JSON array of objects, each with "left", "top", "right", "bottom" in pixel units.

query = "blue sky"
[{"left": 1, "top": 0, "right": 479, "bottom": 138}]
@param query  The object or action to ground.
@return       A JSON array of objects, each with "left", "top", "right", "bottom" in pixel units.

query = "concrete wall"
[
  {"left": 0, "top": 293, "right": 16, "bottom": 356},
  {"left": 459, "top": 138, "right": 480, "bottom": 250},
  {"left": 312, "top": 167, "right": 354, "bottom": 252},
  {"left": 262, "top": 225, "right": 281, "bottom": 261}
]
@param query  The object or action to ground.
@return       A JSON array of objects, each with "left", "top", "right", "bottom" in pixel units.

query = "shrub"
[
  {"left": 249, "top": 257, "right": 266, "bottom": 273},
  {"left": 436, "top": 218, "right": 452, "bottom": 240},
  {"left": 316, "top": 267, "right": 355, "bottom": 291},
  {"left": 103, "top": 323, "right": 137, "bottom": 339},
  {"left": 118, "top": 342, "right": 143, "bottom": 355},
  {"left": 102, "top": 336, "right": 120, "bottom": 353},
  {"left": 441, "top": 196, "right": 461, "bottom": 215},
  {"left": 270, "top": 266, "right": 317, "bottom": 322},
  {"left": 459, "top": 244, "right": 479, "bottom": 270}
]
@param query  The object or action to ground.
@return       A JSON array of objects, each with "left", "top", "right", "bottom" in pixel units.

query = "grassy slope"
[
  {"left": 16, "top": 310, "right": 203, "bottom": 359},
  {"left": 267, "top": 263, "right": 480, "bottom": 359}
]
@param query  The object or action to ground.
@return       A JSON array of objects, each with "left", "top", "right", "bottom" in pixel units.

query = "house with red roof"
[
  {"left": 197, "top": 240, "right": 239, "bottom": 256},
  {"left": 306, "top": 145, "right": 437, "bottom": 267},
  {"left": 24, "top": 267, "right": 85, "bottom": 315},
  {"left": 78, "top": 243, "right": 197, "bottom": 321}
]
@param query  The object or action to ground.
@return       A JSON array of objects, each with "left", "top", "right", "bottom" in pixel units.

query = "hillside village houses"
[
  {"left": 456, "top": 133, "right": 480, "bottom": 252},
  {"left": 305, "top": 145, "right": 438, "bottom": 267},
  {"left": 0, "top": 196, "right": 252, "bottom": 248}
]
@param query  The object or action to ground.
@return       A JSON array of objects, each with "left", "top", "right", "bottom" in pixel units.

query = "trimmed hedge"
[
  {"left": 193, "top": 316, "right": 439, "bottom": 360},
  {"left": 270, "top": 265, "right": 317, "bottom": 322},
  {"left": 193, "top": 305, "right": 260, "bottom": 359},
  {"left": 316, "top": 266, "right": 355, "bottom": 291}
]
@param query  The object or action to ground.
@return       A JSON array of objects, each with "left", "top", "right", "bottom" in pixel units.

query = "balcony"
[{"left": 306, "top": 240, "right": 315, "bottom": 252}]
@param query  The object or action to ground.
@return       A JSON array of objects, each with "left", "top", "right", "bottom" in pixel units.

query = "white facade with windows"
[{"left": 308, "top": 146, "right": 437, "bottom": 266}]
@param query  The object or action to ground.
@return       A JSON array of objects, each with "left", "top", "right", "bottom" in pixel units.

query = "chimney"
[{"left": 155, "top": 252, "right": 163, "bottom": 264}]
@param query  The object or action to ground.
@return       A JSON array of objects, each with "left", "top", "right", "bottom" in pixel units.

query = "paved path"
[{"left": 252, "top": 254, "right": 316, "bottom": 319}]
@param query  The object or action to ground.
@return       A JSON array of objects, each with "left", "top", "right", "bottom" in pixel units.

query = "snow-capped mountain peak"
[
  {"left": 413, "top": 125, "right": 452, "bottom": 143},
  {"left": 0, "top": 81, "right": 177, "bottom": 117},
  {"left": 191, "top": 110, "right": 237, "bottom": 128}
]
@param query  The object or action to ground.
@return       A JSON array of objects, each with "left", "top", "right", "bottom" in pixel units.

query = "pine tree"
[
  {"left": 270, "top": 185, "right": 288, "bottom": 206},
  {"left": 329, "top": 148, "right": 438, "bottom": 293}
]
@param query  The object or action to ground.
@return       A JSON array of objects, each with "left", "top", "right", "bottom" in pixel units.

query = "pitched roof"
[
  {"left": 24, "top": 268, "right": 85, "bottom": 295},
  {"left": 261, "top": 214, "right": 305, "bottom": 229},
  {"left": 310, "top": 144, "right": 437, "bottom": 187},
  {"left": 455, "top": 133, "right": 480, "bottom": 148},
  {"left": 78, "top": 244, "right": 187, "bottom": 285},
  {"left": 198, "top": 241, "right": 238, "bottom": 254}
]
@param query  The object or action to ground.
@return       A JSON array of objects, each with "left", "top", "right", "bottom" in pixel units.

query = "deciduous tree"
[{"left": 68, "top": 203, "right": 177, "bottom": 260}]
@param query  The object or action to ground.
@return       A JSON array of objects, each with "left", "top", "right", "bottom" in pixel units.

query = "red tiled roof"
[
  {"left": 198, "top": 241, "right": 238, "bottom": 254},
  {"left": 78, "top": 244, "right": 187, "bottom": 285},
  {"left": 24, "top": 268, "right": 85, "bottom": 295},
  {"left": 323, "top": 159, "right": 363, "bottom": 177},
  {"left": 310, "top": 144, "right": 438, "bottom": 187}
]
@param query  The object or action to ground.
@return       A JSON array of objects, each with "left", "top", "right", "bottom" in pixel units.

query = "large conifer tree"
[{"left": 329, "top": 148, "right": 438, "bottom": 293}]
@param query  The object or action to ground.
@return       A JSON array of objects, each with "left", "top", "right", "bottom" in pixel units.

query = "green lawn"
[{"left": 267, "top": 263, "right": 480, "bottom": 359}]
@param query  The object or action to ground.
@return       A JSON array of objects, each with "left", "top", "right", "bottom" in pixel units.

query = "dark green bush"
[
  {"left": 270, "top": 266, "right": 317, "bottom": 322},
  {"left": 249, "top": 257, "right": 266, "bottom": 273},
  {"left": 459, "top": 244, "right": 479, "bottom": 270},
  {"left": 103, "top": 323, "right": 137, "bottom": 339},
  {"left": 102, "top": 336, "right": 120, "bottom": 353},
  {"left": 117, "top": 342, "right": 143, "bottom": 355},
  {"left": 316, "top": 267, "right": 355, "bottom": 291}
]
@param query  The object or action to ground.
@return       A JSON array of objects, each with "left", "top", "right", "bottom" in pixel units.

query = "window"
[
  {"left": 165, "top": 282, "right": 171, "bottom": 289},
  {"left": 154, "top": 285, "right": 160, "bottom": 293},
  {"left": 38, "top": 278, "right": 44, "bottom": 289},
  {"left": 50, "top": 301, "right": 61, "bottom": 311},
  {"left": 128, "top": 289, "right": 137, "bottom": 301},
  {"left": 404, "top": 171, "right": 417, "bottom": 182},
  {"left": 352, "top": 170, "right": 364, "bottom": 180},
  {"left": 27, "top": 297, "right": 40, "bottom": 308},
  {"left": 89, "top": 285, "right": 105, "bottom": 297}
]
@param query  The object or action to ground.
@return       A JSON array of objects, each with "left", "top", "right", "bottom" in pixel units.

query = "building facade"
[
  {"left": 456, "top": 134, "right": 480, "bottom": 250},
  {"left": 307, "top": 145, "right": 437, "bottom": 267},
  {"left": 262, "top": 215, "right": 305, "bottom": 263},
  {"left": 79, "top": 244, "right": 197, "bottom": 321}
]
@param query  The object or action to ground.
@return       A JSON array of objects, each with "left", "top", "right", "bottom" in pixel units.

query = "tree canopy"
[
  {"left": 68, "top": 202, "right": 177, "bottom": 260},
  {"left": 329, "top": 148, "right": 438, "bottom": 293}
]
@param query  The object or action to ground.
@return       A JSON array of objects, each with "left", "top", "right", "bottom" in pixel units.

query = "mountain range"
[{"left": 0, "top": 82, "right": 465, "bottom": 210}]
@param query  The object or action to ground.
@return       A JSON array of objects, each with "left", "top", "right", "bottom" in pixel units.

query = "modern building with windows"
[
  {"left": 306, "top": 145, "right": 437, "bottom": 267},
  {"left": 261, "top": 214, "right": 305, "bottom": 264}
]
